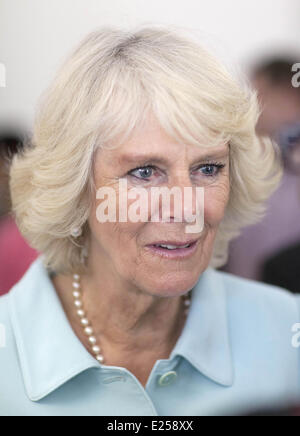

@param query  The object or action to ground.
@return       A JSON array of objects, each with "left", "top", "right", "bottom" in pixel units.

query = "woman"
[{"left": 0, "top": 26, "right": 299, "bottom": 416}]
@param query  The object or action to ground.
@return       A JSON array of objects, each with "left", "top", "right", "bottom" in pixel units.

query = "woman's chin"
[{"left": 142, "top": 273, "right": 201, "bottom": 298}]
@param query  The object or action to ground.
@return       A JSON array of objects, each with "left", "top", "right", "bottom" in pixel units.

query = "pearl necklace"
[{"left": 72, "top": 273, "right": 192, "bottom": 364}]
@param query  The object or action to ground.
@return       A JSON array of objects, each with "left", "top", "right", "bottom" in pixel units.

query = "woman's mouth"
[{"left": 145, "top": 239, "right": 199, "bottom": 259}]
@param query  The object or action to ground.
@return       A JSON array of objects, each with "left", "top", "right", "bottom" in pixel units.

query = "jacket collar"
[
  {"left": 9, "top": 257, "right": 99, "bottom": 401},
  {"left": 170, "top": 266, "right": 234, "bottom": 386},
  {"left": 9, "top": 257, "right": 233, "bottom": 401}
]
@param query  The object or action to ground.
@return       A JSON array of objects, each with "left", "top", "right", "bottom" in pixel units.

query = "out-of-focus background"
[{"left": 1, "top": 0, "right": 300, "bottom": 295}]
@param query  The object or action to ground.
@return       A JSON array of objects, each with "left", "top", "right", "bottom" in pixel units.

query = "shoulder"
[
  {"left": 0, "top": 257, "right": 52, "bottom": 415},
  {"left": 0, "top": 256, "right": 45, "bottom": 314},
  {"left": 0, "top": 256, "right": 49, "bottom": 356},
  {"left": 208, "top": 268, "right": 300, "bottom": 349},
  {"left": 0, "top": 271, "right": 28, "bottom": 356},
  {"left": 0, "top": 291, "right": 22, "bottom": 408},
  {"left": 0, "top": 289, "right": 15, "bottom": 349},
  {"left": 0, "top": 257, "right": 50, "bottom": 346},
  {"left": 207, "top": 268, "right": 300, "bottom": 343},
  {"left": 211, "top": 267, "right": 300, "bottom": 309},
  {"left": 0, "top": 292, "right": 10, "bottom": 336},
  {"left": 202, "top": 269, "right": 300, "bottom": 408}
]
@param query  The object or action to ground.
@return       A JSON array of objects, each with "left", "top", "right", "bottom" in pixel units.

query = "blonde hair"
[{"left": 10, "top": 25, "right": 282, "bottom": 274}]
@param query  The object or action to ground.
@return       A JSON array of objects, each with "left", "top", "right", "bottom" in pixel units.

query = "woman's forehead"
[
  {"left": 96, "top": 116, "right": 228, "bottom": 163},
  {"left": 97, "top": 140, "right": 229, "bottom": 170}
]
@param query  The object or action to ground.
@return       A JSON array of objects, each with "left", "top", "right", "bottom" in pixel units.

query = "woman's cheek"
[{"left": 204, "top": 184, "right": 230, "bottom": 228}]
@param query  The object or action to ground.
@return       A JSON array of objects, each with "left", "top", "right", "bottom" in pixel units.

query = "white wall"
[{"left": 0, "top": 0, "right": 300, "bottom": 128}]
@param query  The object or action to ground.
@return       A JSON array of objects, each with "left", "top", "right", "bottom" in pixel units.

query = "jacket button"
[{"left": 158, "top": 371, "right": 177, "bottom": 386}]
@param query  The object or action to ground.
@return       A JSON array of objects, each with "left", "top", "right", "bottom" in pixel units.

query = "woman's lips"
[{"left": 145, "top": 239, "right": 199, "bottom": 259}]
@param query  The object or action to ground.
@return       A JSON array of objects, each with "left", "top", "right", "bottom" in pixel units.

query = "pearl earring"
[{"left": 71, "top": 227, "right": 82, "bottom": 238}]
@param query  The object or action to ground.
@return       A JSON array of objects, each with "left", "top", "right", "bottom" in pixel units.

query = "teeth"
[
  {"left": 157, "top": 244, "right": 191, "bottom": 250},
  {"left": 161, "top": 245, "right": 178, "bottom": 250}
]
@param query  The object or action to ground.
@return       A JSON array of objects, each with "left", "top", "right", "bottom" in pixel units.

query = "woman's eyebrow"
[
  {"left": 119, "top": 154, "right": 169, "bottom": 165},
  {"left": 198, "top": 151, "right": 229, "bottom": 161},
  {"left": 119, "top": 149, "right": 229, "bottom": 166}
]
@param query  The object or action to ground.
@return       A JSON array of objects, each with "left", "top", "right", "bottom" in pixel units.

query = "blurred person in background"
[
  {"left": 224, "top": 58, "right": 300, "bottom": 289},
  {"left": 262, "top": 132, "right": 300, "bottom": 293},
  {"left": 0, "top": 130, "right": 38, "bottom": 295}
]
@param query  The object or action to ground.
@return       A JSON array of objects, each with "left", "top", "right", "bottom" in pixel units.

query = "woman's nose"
[{"left": 162, "top": 171, "right": 201, "bottom": 225}]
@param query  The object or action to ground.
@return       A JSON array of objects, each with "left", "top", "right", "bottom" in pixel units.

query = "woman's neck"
[{"left": 52, "top": 270, "right": 187, "bottom": 386}]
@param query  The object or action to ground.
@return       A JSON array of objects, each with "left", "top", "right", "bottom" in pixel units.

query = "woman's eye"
[
  {"left": 128, "top": 163, "right": 225, "bottom": 181},
  {"left": 196, "top": 164, "right": 225, "bottom": 177},
  {"left": 129, "top": 166, "right": 155, "bottom": 180}
]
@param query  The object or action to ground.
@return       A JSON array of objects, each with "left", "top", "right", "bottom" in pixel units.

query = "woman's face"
[{"left": 88, "top": 117, "right": 230, "bottom": 297}]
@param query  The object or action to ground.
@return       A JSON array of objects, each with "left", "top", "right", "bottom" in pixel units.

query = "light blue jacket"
[{"left": 0, "top": 256, "right": 300, "bottom": 416}]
